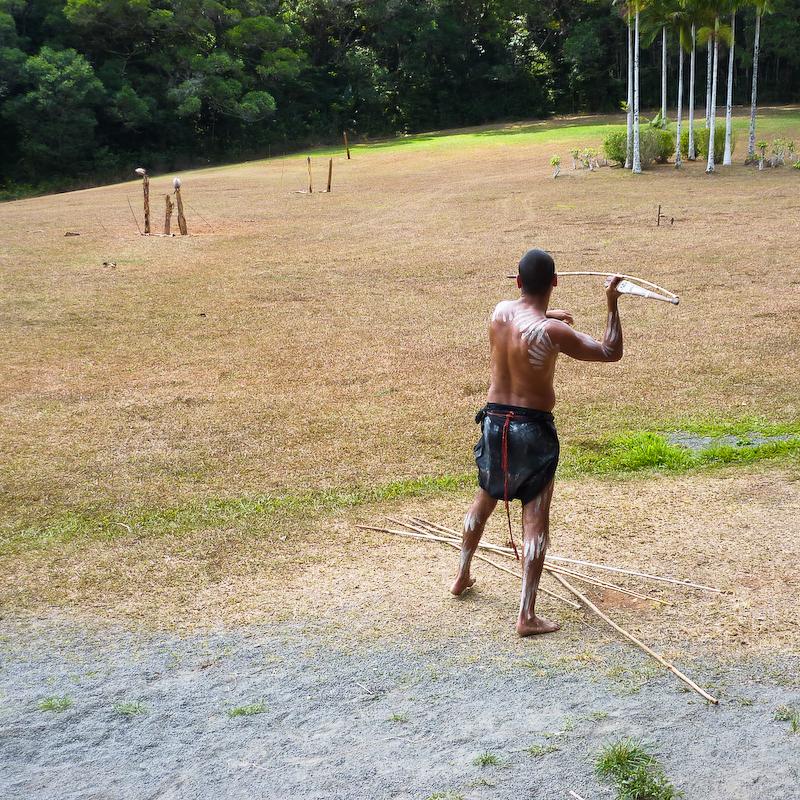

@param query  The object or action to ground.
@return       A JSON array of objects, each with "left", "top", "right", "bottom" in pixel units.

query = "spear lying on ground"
[{"left": 358, "top": 516, "right": 720, "bottom": 704}]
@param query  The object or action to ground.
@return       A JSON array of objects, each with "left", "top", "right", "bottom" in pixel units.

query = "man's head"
[{"left": 516, "top": 248, "right": 556, "bottom": 296}]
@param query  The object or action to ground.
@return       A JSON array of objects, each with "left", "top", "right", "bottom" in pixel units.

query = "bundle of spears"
[{"left": 357, "top": 516, "right": 722, "bottom": 704}]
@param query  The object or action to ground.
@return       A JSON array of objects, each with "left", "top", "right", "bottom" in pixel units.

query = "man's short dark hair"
[{"left": 518, "top": 249, "right": 555, "bottom": 295}]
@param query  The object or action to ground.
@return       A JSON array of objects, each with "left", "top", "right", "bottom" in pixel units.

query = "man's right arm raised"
[{"left": 549, "top": 276, "right": 623, "bottom": 363}]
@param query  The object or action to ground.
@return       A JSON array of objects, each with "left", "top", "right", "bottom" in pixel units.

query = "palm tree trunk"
[
  {"left": 688, "top": 23, "right": 697, "bottom": 159},
  {"left": 676, "top": 46, "right": 684, "bottom": 168},
  {"left": 723, "top": 10, "right": 736, "bottom": 165},
  {"left": 706, "top": 17, "right": 720, "bottom": 173},
  {"left": 705, "top": 40, "right": 713, "bottom": 127},
  {"left": 626, "top": 9, "right": 633, "bottom": 168},
  {"left": 633, "top": 8, "right": 642, "bottom": 173},
  {"left": 661, "top": 26, "right": 668, "bottom": 123},
  {"left": 747, "top": 10, "right": 762, "bottom": 161}
]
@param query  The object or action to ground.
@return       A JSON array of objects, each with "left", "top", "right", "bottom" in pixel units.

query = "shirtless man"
[{"left": 451, "top": 248, "right": 624, "bottom": 636}]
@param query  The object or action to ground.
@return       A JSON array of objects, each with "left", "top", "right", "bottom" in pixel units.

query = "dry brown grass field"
[{"left": 1, "top": 108, "right": 799, "bottom": 656}]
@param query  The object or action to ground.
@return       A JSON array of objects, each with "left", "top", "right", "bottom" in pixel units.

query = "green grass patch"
[
  {"left": 3, "top": 419, "right": 798, "bottom": 555},
  {"left": 113, "top": 700, "right": 146, "bottom": 716},
  {"left": 774, "top": 705, "right": 800, "bottom": 733},
  {"left": 37, "top": 696, "right": 73, "bottom": 712},
  {"left": 526, "top": 743, "right": 560, "bottom": 757},
  {"left": 472, "top": 751, "right": 504, "bottom": 767},
  {"left": 387, "top": 712, "right": 409, "bottom": 723},
  {"left": 560, "top": 429, "right": 800, "bottom": 479},
  {"left": 227, "top": 702, "right": 267, "bottom": 718},
  {"left": 596, "top": 738, "right": 683, "bottom": 800},
  {"left": 426, "top": 793, "right": 464, "bottom": 800}
]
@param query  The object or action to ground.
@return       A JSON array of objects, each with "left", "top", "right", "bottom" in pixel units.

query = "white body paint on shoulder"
[
  {"left": 491, "top": 302, "right": 559, "bottom": 368},
  {"left": 491, "top": 300, "right": 516, "bottom": 324},
  {"left": 520, "top": 318, "right": 558, "bottom": 369}
]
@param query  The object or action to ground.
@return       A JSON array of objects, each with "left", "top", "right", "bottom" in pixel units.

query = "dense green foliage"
[
  {"left": 680, "top": 124, "right": 731, "bottom": 161},
  {"left": 603, "top": 123, "right": 673, "bottom": 167},
  {"left": 0, "top": 0, "right": 798, "bottom": 188}
]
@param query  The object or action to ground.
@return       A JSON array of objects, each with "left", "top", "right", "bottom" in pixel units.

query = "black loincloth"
[{"left": 474, "top": 403, "right": 560, "bottom": 505}]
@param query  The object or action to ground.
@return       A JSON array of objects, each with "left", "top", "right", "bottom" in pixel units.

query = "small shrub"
[
  {"left": 680, "top": 125, "right": 729, "bottom": 162},
  {"left": 640, "top": 128, "right": 675, "bottom": 166},
  {"left": 604, "top": 129, "right": 628, "bottom": 165}
]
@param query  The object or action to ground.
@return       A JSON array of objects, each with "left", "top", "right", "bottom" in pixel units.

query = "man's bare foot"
[
  {"left": 450, "top": 574, "right": 476, "bottom": 596},
  {"left": 515, "top": 616, "right": 561, "bottom": 636}
]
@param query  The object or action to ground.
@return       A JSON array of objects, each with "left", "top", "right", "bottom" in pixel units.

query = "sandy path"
[{"left": 1, "top": 615, "right": 798, "bottom": 800}]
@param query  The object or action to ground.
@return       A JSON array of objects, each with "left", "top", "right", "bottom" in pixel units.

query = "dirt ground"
[
  {"left": 1, "top": 108, "right": 799, "bottom": 516},
  {"left": 2, "top": 109, "right": 800, "bottom": 799},
  {"left": 1, "top": 614, "right": 799, "bottom": 800}
]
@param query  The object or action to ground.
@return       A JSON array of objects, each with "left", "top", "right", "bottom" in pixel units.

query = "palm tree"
[
  {"left": 704, "top": 15, "right": 720, "bottom": 172},
  {"left": 688, "top": 20, "right": 697, "bottom": 158},
  {"left": 698, "top": 8, "right": 732, "bottom": 173},
  {"left": 614, "top": 0, "right": 635, "bottom": 168},
  {"left": 722, "top": 4, "right": 738, "bottom": 165},
  {"left": 662, "top": 3, "right": 692, "bottom": 167},
  {"left": 632, "top": 1, "right": 642, "bottom": 173},
  {"left": 747, "top": 0, "right": 775, "bottom": 161},
  {"left": 705, "top": 37, "right": 712, "bottom": 127},
  {"left": 683, "top": 0, "right": 713, "bottom": 160},
  {"left": 626, "top": 7, "right": 634, "bottom": 167},
  {"left": 642, "top": 0, "right": 671, "bottom": 125}
]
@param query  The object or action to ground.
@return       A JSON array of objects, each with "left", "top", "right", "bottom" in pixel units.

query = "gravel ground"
[{"left": 1, "top": 614, "right": 798, "bottom": 800}]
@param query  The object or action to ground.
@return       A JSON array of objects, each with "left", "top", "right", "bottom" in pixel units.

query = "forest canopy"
[{"left": 1, "top": 0, "right": 798, "bottom": 189}]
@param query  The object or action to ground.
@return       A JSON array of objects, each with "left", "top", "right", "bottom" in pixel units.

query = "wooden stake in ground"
[
  {"left": 173, "top": 177, "right": 188, "bottom": 235},
  {"left": 326, "top": 158, "right": 333, "bottom": 192},
  {"left": 135, "top": 168, "right": 150, "bottom": 234},
  {"left": 164, "top": 193, "right": 174, "bottom": 235},
  {"left": 307, "top": 157, "right": 313, "bottom": 193},
  {"left": 343, "top": 131, "right": 351, "bottom": 159}
]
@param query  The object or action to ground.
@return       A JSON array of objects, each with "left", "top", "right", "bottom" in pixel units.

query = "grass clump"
[
  {"left": 774, "top": 705, "right": 800, "bottom": 732},
  {"left": 472, "top": 751, "right": 503, "bottom": 767},
  {"left": 387, "top": 712, "right": 408, "bottom": 723},
  {"left": 426, "top": 793, "right": 464, "bottom": 800},
  {"left": 113, "top": 700, "right": 145, "bottom": 716},
  {"left": 526, "top": 743, "right": 560, "bottom": 757},
  {"left": 37, "top": 695, "right": 73, "bottom": 712},
  {"left": 596, "top": 738, "right": 683, "bottom": 800},
  {"left": 227, "top": 702, "right": 267, "bottom": 718}
]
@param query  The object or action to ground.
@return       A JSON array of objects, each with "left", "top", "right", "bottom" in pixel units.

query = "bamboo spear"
[
  {"left": 548, "top": 571, "right": 719, "bottom": 703},
  {"left": 411, "top": 517, "right": 721, "bottom": 593},
  {"left": 394, "top": 518, "right": 670, "bottom": 606},
  {"left": 361, "top": 520, "right": 719, "bottom": 703},
  {"left": 356, "top": 525, "right": 579, "bottom": 609}
]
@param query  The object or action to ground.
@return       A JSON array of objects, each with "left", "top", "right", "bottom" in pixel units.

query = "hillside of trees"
[{"left": 1, "top": 0, "right": 798, "bottom": 192}]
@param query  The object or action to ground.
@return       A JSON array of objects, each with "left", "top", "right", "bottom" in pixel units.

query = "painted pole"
[
  {"left": 164, "top": 194, "right": 174, "bottom": 235},
  {"left": 135, "top": 168, "right": 150, "bottom": 234},
  {"left": 173, "top": 176, "right": 188, "bottom": 235}
]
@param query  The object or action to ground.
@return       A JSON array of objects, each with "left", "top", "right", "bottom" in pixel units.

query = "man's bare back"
[
  {"left": 487, "top": 287, "right": 623, "bottom": 413},
  {"left": 451, "top": 248, "right": 624, "bottom": 637}
]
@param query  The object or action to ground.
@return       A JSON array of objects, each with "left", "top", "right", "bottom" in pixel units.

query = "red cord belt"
[{"left": 485, "top": 410, "right": 520, "bottom": 560}]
